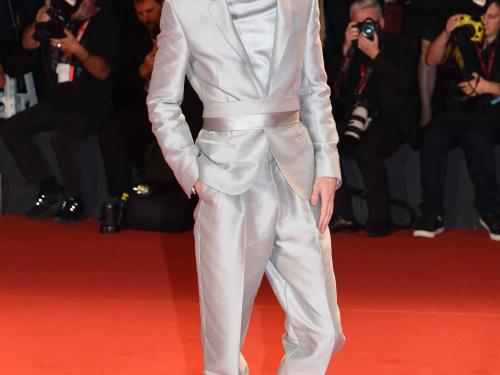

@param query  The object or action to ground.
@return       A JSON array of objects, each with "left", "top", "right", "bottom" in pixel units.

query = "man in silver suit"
[{"left": 147, "top": 0, "right": 345, "bottom": 373}]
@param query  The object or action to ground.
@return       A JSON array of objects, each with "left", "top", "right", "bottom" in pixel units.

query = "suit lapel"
[
  {"left": 208, "top": 0, "right": 264, "bottom": 96},
  {"left": 265, "top": 0, "right": 292, "bottom": 93}
]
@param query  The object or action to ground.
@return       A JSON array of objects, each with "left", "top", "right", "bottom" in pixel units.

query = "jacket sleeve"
[
  {"left": 299, "top": 0, "right": 342, "bottom": 188},
  {"left": 370, "top": 39, "right": 412, "bottom": 94},
  {"left": 146, "top": 0, "right": 199, "bottom": 197}
]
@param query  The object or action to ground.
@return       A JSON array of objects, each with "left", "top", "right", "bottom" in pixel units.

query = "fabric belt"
[
  {"left": 203, "top": 96, "right": 300, "bottom": 118},
  {"left": 203, "top": 111, "right": 300, "bottom": 132}
]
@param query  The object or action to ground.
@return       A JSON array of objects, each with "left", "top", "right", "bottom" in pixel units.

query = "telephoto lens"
[{"left": 341, "top": 98, "right": 373, "bottom": 154}]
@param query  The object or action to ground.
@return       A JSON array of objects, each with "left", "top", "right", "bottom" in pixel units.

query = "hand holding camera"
[
  {"left": 343, "top": 22, "right": 360, "bottom": 56},
  {"left": 140, "top": 42, "right": 158, "bottom": 80},
  {"left": 50, "top": 29, "right": 83, "bottom": 56},
  {"left": 445, "top": 14, "right": 466, "bottom": 37},
  {"left": 36, "top": 6, "right": 51, "bottom": 23},
  {"left": 342, "top": 19, "right": 381, "bottom": 59},
  {"left": 358, "top": 30, "right": 380, "bottom": 60}
]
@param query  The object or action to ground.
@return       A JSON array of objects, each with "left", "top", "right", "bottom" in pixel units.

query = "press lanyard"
[
  {"left": 61, "top": 9, "right": 98, "bottom": 82},
  {"left": 356, "top": 64, "right": 373, "bottom": 96},
  {"left": 63, "top": 15, "right": 94, "bottom": 61},
  {"left": 475, "top": 43, "right": 497, "bottom": 80}
]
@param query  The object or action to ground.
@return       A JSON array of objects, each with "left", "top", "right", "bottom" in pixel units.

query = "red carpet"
[{"left": 0, "top": 215, "right": 499, "bottom": 374}]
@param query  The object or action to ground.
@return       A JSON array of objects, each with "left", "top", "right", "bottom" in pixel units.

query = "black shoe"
[
  {"left": 53, "top": 197, "right": 85, "bottom": 223},
  {"left": 479, "top": 216, "right": 500, "bottom": 241},
  {"left": 366, "top": 220, "right": 394, "bottom": 237},
  {"left": 100, "top": 202, "right": 122, "bottom": 233},
  {"left": 413, "top": 214, "right": 445, "bottom": 238},
  {"left": 329, "top": 214, "right": 360, "bottom": 233},
  {"left": 24, "top": 193, "right": 61, "bottom": 219}
]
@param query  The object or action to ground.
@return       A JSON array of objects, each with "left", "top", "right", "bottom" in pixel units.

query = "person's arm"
[
  {"left": 458, "top": 72, "right": 500, "bottom": 96},
  {"left": 486, "top": 82, "right": 500, "bottom": 96},
  {"left": 50, "top": 29, "right": 111, "bottom": 80},
  {"left": 426, "top": 14, "right": 464, "bottom": 66},
  {"left": 342, "top": 21, "right": 360, "bottom": 56},
  {"left": 139, "top": 44, "right": 157, "bottom": 81},
  {"left": 368, "top": 35, "right": 412, "bottom": 93},
  {"left": 22, "top": 6, "right": 50, "bottom": 50},
  {"left": 147, "top": 0, "right": 199, "bottom": 197},
  {"left": 118, "top": 25, "right": 155, "bottom": 90},
  {"left": 299, "top": 0, "right": 341, "bottom": 232}
]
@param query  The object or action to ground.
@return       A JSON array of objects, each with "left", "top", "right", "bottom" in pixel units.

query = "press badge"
[{"left": 56, "top": 63, "right": 72, "bottom": 83}]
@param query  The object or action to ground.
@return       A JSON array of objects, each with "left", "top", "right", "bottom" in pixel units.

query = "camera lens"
[{"left": 363, "top": 26, "right": 374, "bottom": 38}]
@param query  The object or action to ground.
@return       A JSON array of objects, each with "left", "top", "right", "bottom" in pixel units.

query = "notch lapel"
[
  {"left": 265, "top": 0, "right": 292, "bottom": 94},
  {"left": 208, "top": 0, "right": 264, "bottom": 96}
]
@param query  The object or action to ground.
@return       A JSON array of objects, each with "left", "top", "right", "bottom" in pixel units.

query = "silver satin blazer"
[{"left": 147, "top": 0, "right": 341, "bottom": 200}]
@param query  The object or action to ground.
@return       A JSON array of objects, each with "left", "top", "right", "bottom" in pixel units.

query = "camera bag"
[{"left": 123, "top": 143, "right": 196, "bottom": 232}]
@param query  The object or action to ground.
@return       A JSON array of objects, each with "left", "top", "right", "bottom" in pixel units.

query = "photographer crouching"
[
  {"left": 0, "top": 0, "right": 118, "bottom": 222},
  {"left": 328, "top": 0, "right": 414, "bottom": 237},
  {"left": 414, "top": 1, "right": 500, "bottom": 241},
  {"left": 98, "top": 0, "right": 203, "bottom": 233}
]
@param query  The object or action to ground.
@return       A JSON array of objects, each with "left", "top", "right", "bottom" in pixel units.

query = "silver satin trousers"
[{"left": 193, "top": 150, "right": 345, "bottom": 375}]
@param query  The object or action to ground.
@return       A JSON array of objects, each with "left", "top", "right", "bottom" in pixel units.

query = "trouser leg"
[
  {"left": 0, "top": 102, "right": 56, "bottom": 186},
  {"left": 265, "top": 156, "right": 345, "bottom": 375},
  {"left": 50, "top": 112, "right": 88, "bottom": 198},
  {"left": 99, "top": 113, "right": 134, "bottom": 197},
  {"left": 333, "top": 159, "right": 354, "bottom": 219},
  {"left": 99, "top": 99, "right": 153, "bottom": 197},
  {"left": 462, "top": 108, "right": 500, "bottom": 217},
  {"left": 51, "top": 106, "right": 110, "bottom": 197},
  {"left": 420, "top": 111, "right": 469, "bottom": 216},
  {"left": 193, "top": 151, "right": 344, "bottom": 375},
  {"left": 354, "top": 125, "right": 403, "bottom": 223},
  {"left": 193, "top": 153, "right": 278, "bottom": 375}
]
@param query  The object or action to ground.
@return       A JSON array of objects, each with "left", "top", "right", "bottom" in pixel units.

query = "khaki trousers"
[{"left": 194, "top": 149, "right": 345, "bottom": 375}]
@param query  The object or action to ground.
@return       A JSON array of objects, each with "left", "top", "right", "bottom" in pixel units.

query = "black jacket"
[{"left": 328, "top": 32, "right": 417, "bottom": 140}]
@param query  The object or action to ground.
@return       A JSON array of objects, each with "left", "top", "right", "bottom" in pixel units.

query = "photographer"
[
  {"left": 328, "top": 0, "right": 414, "bottom": 237},
  {"left": 414, "top": 1, "right": 500, "bottom": 241},
  {"left": 98, "top": 0, "right": 162, "bottom": 217},
  {"left": 98, "top": 0, "right": 202, "bottom": 233},
  {"left": 0, "top": 0, "right": 118, "bottom": 222}
]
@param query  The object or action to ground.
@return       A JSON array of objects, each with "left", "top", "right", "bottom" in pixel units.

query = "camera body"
[
  {"left": 33, "top": 0, "right": 82, "bottom": 42},
  {"left": 356, "top": 18, "right": 381, "bottom": 41}
]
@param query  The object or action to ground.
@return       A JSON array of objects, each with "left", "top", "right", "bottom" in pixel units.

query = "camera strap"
[
  {"left": 62, "top": 8, "right": 98, "bottom": 80},
  {"left": 355, "top": 64, "right": 373, "bottom": 96},
  {"left": 475, "top": 43, "right": 497, "bottom": 80},
  {"left": 63, "top": 12, "right": 95, "bottom": 60}
]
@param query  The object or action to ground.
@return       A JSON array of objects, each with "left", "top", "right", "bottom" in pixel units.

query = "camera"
[
  {"left": 33, "top": 0, "right": 83, "bottom": 42},
  {"left": 357, "top": 18, "right": 381, "bottom": 41},
  {"left": 456, "top": 14, "right": 485, "bottom": 42}
]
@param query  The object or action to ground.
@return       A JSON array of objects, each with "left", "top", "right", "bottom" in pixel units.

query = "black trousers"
[
  {"left": 421, "top": 106, "right": 500, "bottom": 217},
  {"left": 0, "top": 101, "right": 111, "bottom": 197},
  {"left": 98, "top": 95, "right": 154, "bottom": 197},
  {"left": 335, "top": 121, "right": 406, "bottom": 224}
]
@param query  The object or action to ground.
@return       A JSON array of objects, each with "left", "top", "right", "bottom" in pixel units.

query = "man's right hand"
[
  {"left": 36, "top": 6, "right": 51, "bottom": 23},
  {"left": 342, "top": 22, "right": 360, "bottom": 56}
]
